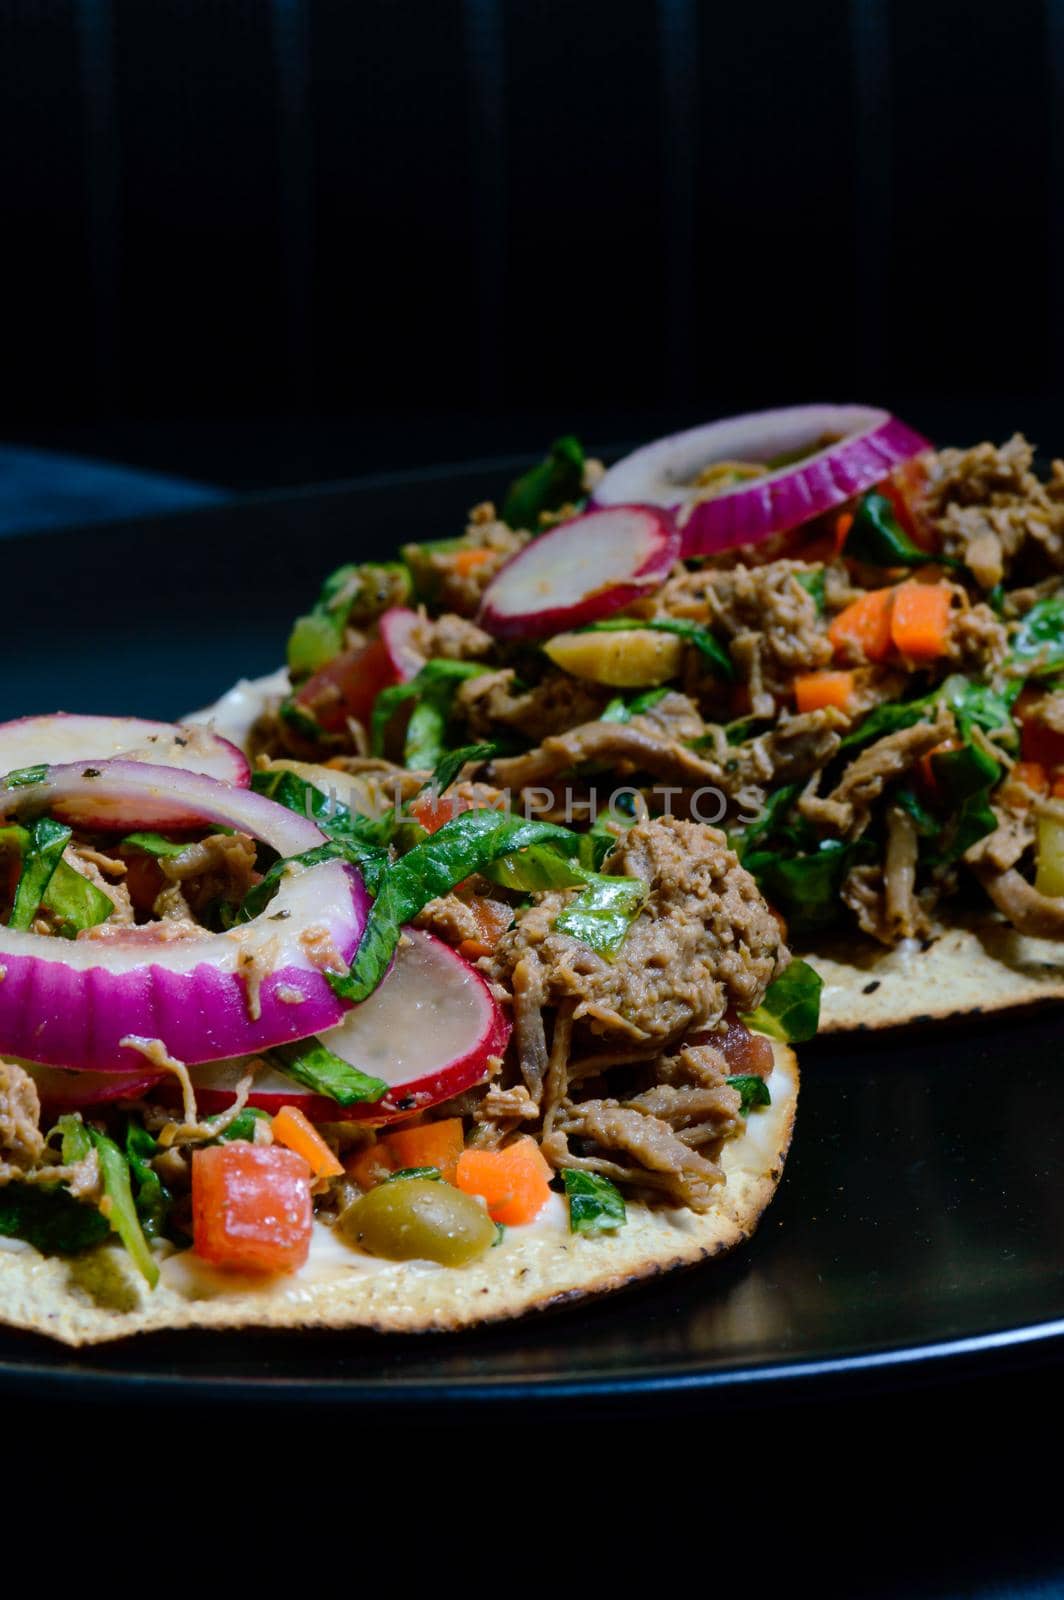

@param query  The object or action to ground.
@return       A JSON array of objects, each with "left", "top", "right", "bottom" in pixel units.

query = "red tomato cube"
[{"left": 192, "top": 1143, "right": 313, "bottom": 1274}]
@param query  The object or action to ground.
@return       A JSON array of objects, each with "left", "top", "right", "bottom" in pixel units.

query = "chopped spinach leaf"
[
  {"left": 562, "top": 1169, "right": 627, "bottom": 1235},
  {"left": 845, "top": 490, "right": 956, "bottom": 570},
  {"left": 383, "top": 1166, "right": 442, "bottom": 1183},
  {"left": 1008, "top": 592, "right": 1064, "bottom": 680},
  {"left": 0, "top": 1184, "right": 110, "bottom": 1255},
  {"left": 726, "top": 1074, "right": 772, "bottom": 1113}
]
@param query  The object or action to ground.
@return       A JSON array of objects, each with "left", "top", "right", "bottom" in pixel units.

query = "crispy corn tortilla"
[
  {"left": 810, "top": 917, "right": 1064, "bottom": 1031},
  {"left": 0, "top": 1046, "right": 796, "bottom": 1348}
]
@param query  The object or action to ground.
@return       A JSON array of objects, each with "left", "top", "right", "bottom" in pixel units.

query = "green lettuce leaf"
[
  {"left": 330, "top": 811, "right": 582, "bottom": 1003},
  {"left": 740, "top": 959, "right": 823, "bottom": 1043},
  {"left": 271, "top": 1037, "right": 389, "bottom": 1106},
  {"left": 1009, "top": 592, "right": 1064, "bottom": 680},
  {"left": 553, "top": 872, "right": 647, "bottom": 956},
  {"left": 726, "top": 1074, "right": 772, "bottom": 1113},
  {"left": 562, "top": 1169, "right": 627, "bottom": 1234},
  {"left": 502, "top": 436, "right": 585, "bottom": 530}
]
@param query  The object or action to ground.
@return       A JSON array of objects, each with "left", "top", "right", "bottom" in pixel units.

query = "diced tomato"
[
  {"left": 120, "top": 852, "right": 167, "bottom": 915},
  {"left": 408, "top": 790, "right": 472, "bottom": 834},
  {"left": 689, "top": 1015, "right": 775, "bottom": 1078},
  {"left": 1019, "top": 701, "right": 1064, "bottom": 769},
  {"left": 1011, "top": 761, "right": 1050, "bottom": 798},
  {"left": 878, "top": 459, "right": 932, "bottom": 549},
  {"left": 1053, "top": 771, "right": 1064, "bottom": 800},
  {"left": 192, "top": 1143, "right": 313, "bottom": 1274},
  {"left": 294, "top": 636, "right": 399, "bottom": 734},
  {"left": 455, "top": 1136, "right": 553, "bottom": 1226},
  {"left": 918, "top": 738, "right": 961, "bottom": 799}
]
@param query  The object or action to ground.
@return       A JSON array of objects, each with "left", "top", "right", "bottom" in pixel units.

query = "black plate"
[{"left": 2, "top": 459, "right": 1063, "bottom": 1406}]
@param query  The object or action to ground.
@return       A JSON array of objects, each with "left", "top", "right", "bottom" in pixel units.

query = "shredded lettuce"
[
  {"left": 330, "top": 811, "right": 582, "bottom": 1003},
  {"left": 58, "top": 1116, "right": 159, "bottom": 1286},
  {"left": 370, "top": 659, "right": 485, "bottom": 767},
  {"left": 553, "top": 872, "right": 647, "bottom": 956},
  {"left": 271, "top": 1037, "right": 389, "bottom": 1106},
  {"left": 740, "top": 959, "right": 823, "bottom": 1043},
  {"left": 502, "top": 436, "right": 585, "bottom": 530},
  {"left": 1008, "top": 592, "right": 1064, "bottom": 680}
]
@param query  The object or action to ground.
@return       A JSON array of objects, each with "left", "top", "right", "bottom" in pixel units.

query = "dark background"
[{"left": 3, "top": 0, "right": 1063, "bottom": 491}]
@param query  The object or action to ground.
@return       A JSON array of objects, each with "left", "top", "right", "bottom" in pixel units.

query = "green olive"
[{"left": 338, "top": 1178, "right": 496, "bottom": 1266}]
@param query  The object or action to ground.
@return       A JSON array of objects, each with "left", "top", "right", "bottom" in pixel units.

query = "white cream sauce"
[
  {"left": 184, "top": 668, "right": 289, "bottom": 752},
  {"left": 162, "top": 1192, "right": 571, "bottom": 1303}
]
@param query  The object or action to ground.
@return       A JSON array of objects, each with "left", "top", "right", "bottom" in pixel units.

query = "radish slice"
[
  {"left": 0, "top": 714, "right": 249, "bottom": 829},
  {"left": 592, "top": 405, "right": 931, "bottom": 557},
  {"left": 189, "top": 929, "right": 510, "bottom": 1125},
  {"left": 378, "top": 606, "right": 424, "bottom": 682},
  {"left": 24, "top": 1062, "right": 166, "bottom": 1111},
  {"left": 477, "top": 505, "right": 680, "bottom": 640},
  {"left": 0, "top": 760, "right": 368, "bottom": 1072}
]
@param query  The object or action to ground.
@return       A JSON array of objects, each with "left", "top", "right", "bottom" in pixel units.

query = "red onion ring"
[
  {"left": 0, "top": 761, "right": 368, "bottom": 1073},
  {"left": 592, "top": 404, "right": 931, "bottom": 557}
]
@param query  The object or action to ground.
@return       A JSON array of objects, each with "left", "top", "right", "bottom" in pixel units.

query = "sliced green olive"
[{"left": 338, "top": 1178, "right": 496, "bottom": 1266}]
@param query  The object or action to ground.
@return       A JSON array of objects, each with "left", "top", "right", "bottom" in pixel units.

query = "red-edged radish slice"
[
  {"left": 24, "top": 1062, "right": 166, "bottom": 1111},
  {"left": 592, "top": 404, "right": 930, "bottom": 557},
  {"left": 477, "top": 504, "right": 680, "bottom": 641},
  {"left": 378, "top": 606, "right": 424, "bottom": 682},
  {"left": 189, "top": 929, "right": 509, "bottom": 1125},
  {"left": 0, "top": 760, "right": 369, "bottom": 1071},
  {"left": 0, "top": 714, "right": 249, "bottom": 824}
]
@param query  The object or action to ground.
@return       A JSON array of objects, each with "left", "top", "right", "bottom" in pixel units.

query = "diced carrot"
[
  {"left": 828, "top": 587, "right": 895, "bottom": 663},
  {"left": 192, "top": 1143, "right": 313, "bottom": 1273},
  {"left": 1053, "top": 771, "right": 1064, "bottom": 800},
  {"left": 455, "top": 1135, "right": 553, "bottom": 1226},
  {"left": 793, "top": 670, "right": 855, "bottom": 714},
  {"left": 451, "top": 547, "right": 493, "bottom": 577},
  {"left": 1012, "top": 761, "right": 1050, "bottom": 797},
  {"left": 890, "top": 581, "right": 953, "bottom": 661},
  {"left": 380, "top": 1117, "right": 465, "bottom": 1182},
  {"left": 345, "top": 1142, "right": 395, "bottom": 1190},
  {"left": 272, "top": 1105, "right": 344, "bottom": 1178},
  {"left": 833, "top": 512, "right": 854, "bottom": 553}
]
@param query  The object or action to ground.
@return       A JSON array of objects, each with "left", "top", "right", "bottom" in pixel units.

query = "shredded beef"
[
  {"left": 458, "top": 668, "right": 608, "bottom": 743},
  {"left": 799, "top": 705, "right": 953, "bottom": 836},
  {"left": 0, "top": 1060, "right": 45, "bottom": 1179},
  {"left": 488, "top": 817, "right": 785, "bottom": 1050},
  {"left": 543, "top": 1099, "right": 725, "bottom": 1211},
  {"left": 489, "top": 720, "right": 725, "bottom": 794},
  {"left": 924, "top": 436, "right": 1064, "bottom": 588}
]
